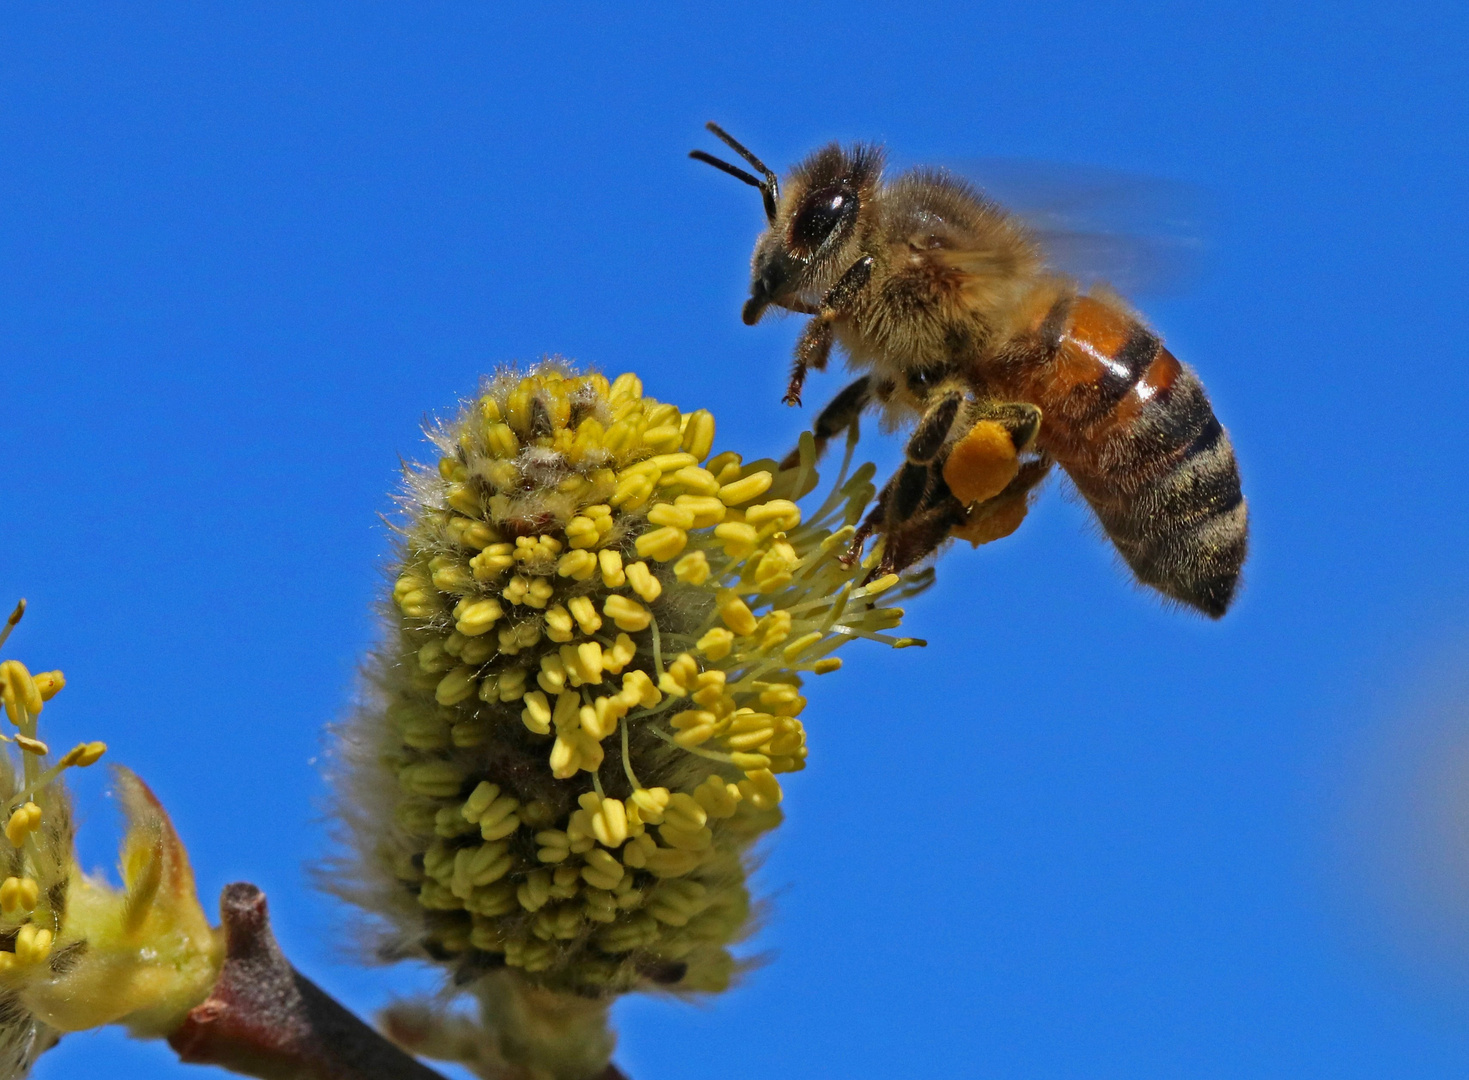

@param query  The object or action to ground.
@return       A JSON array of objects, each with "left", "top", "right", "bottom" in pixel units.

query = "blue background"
[{"left": 4, "top": 3, "right": 1469, "bottom": 1077}]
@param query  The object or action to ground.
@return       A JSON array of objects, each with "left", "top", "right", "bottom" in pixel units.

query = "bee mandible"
[{"left": 691, "top": 123, "right": 1248, "bottom": 617}]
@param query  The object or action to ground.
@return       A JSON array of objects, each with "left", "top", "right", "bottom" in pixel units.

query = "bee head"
[{"left": 691, "top": 124, "right": 882, "bottom": 324}]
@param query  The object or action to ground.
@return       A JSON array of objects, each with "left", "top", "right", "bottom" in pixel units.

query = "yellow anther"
[
  {"left": 634, "top": 526, "right": 687, "bottom": 562},
  {"left": 61, "top": 740, "right": 107, "bottom": 767},
  {"left": 564, "top": 641, "right": 603, "bottom": 685},
  {"left": 758, "top": 610, "right": 793, "bottom": 650},
  {"left": 642, "top": 423, "right": 683, "bottom": 452},
  {"left": 399, "top": 761, "right": 468, "bottom": 798},
  {"left": 729, "top": 752, "right": 772, "bottom": 770},
  {"left": 618, "top": 669, "right": 661, "bottom": 709},
  {"left": 863, "top": 573, "right": 900, "bottom": 594},
  {"left": 521, "top": 691, "right": 552, "bottom": 735},
  {"left": 32, "top": 671, "right": 64, "bottom": 701},
  {"left": 671, "top": 465, "right": 721, "bottom": 497},
  {"left": 435, "top": 666, "right": 479, "bottom": 706},
  {"left": 14, "top": 735, "right": 48, "bottom": 756},
  {"left": 629, "top": 787, "right": 671, "bottom": 825},
  {"left": 725, "top": 712, "right": 776, "bottom": 751},
  {"left": 716, "top": 591, "right": 758, "bottom": 636},
  {"left": 647, "top": 502, "right": 695, "bottom": 530},
  {"left": 754, "top": 539, "right": 800, "bottom": 592},
  {"left": 485, "top": 421, "right": 519, "bottom": 458},
  {"left": 680, "top": 409, "right": 716, "bottom": 460},
  {"left": 745, "top": 500, "right": 802, "bottom": 532},
  {"left": 534, "top": 831, "right": 570, "bottom": 864},
  {"left": 3, "top": 803, "right": 41, "bottom": 847},
  {"left": 430, "top": 558, "right": 474, "bottom": 593},
  {"left": 672, "top": 549, "right": 709, "bottom": 584},
  {"left": 555, "top": 549, "right": 598, "bottom": 581},
  {"left": 738, "top": 769, "right": 784, "bottom": 809},
  {"left": 589, "top": 797, "right": 629, "bottom": 848},
  {"left": 0, "top": 876, "right": 38, "bottom": 914},
  {"left": 567, "top": 595, "right": 603, "bottom": 635},
  {"left": 602, "top": 633, "right": 637, "bottom": 675},
  {"left": 603, "top": 594, "right": 651, "bottom": 632},
  {"left": 696, "top": 626, "right": 734, "bottom": 660},
  {"left": 658, "top": 653, "right": 700, "bottom": 697},
  {"left": 543, "top": 605, "right": 575, "bottom": 643},
  {"left": 518, "top": 869, "right": 554, "bottom": 911},
  {"left": 588, "top": 695, "right": 628, "bottom": 738},
  {"left": 445, "top": 483, "right": 482, "bottom": 518},
  {"left": 477, "top": 796, "right": 521, "bottom": 842},
  {"left": 694, "top": 774, "right": 743, "bottom": 819},
  {"left": 470, "top": 543, "right": 515, "bottom": 581},
  {"left": 565, "top": 516, "right": 600, "bottom": 548},
  {"left": 663, "top": 792, "right": 708, "bottom": 833},
  {"left": 536, "top": 653, "right": 567, "bottom": 695},
  {"left": 609, "top": 372, "right": 643, "bottom": 403},
  {"left": 674, "top": 494, "right": 726, "bottom": 528},
  {"left": 497, "top": 668, "right": 527, "bottom": 701},
  {"left": 417, "top": 640, "right": 452, "bottom": 672},
  {"left": 624, "top": 560, "right": 663, "bottom": 602},
  {"left": 717, "top": 470, "right": 773, "bottom": 507},
  {"left": 462, "top": 781, "right": 502, "bottom": 821},
  {"left": 689, "top": 670, "right": 727, "bottom": 706},
  {"left": 670, "top": 710, "right": 716, "bottom": 748},
  {"left": 460, "top": 636, "right": 495, "bottom": 665},
  {"left": 782, "top": 631, "right": 824, "bottom": 661},
  {"left": 598, "top": 548, "right": 626, "bottom": 587},
  {"left": 812, "top": 657, "right": 843, "bottom": 674},
  {"left": 713, "top": 521, "right": 759, "bottom": 559},
  {"left": 14, "top": 924, "right": 53, "bottom": 966},
  {"left": 453, "top": 596, "right": 504, "bottom": 636},
  {"left": 0, "top": 661, "right": 42, "bottom": 722},
  {"left": 610, "top": 472, "right": 656, "bottom": 509},
  {"left": 581, "top": 848, "right": 624, "bottom": 891},
  {"left": 548, "top": 735, "right": 578, "bottom": 779},
  {"left": 450, "top": 841, "right": 513, "bottom": 897},
  {"left": 552, "top": 691, "right": 581, "bottom": 731},
  {"left": 448, "top": 517, "right": 499, "bottom": 550},
  {"left": 524, "top": 577, "right": 554, "bottom": 609},
  {"left": 647, "top": 452, "right": 698, "bottom": 474}
]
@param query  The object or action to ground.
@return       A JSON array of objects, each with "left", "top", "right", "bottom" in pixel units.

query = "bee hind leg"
[
  {"left": 869, "top": 468, "right": 968, "bottom": 580},
  {"left": 939, "top": 401, "right": 1043, "bottom": 507}
]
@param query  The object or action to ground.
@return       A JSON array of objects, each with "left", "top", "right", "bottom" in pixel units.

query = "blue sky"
[{"left": 4, "top": 3, "right": 1469, "bottom": 1077}]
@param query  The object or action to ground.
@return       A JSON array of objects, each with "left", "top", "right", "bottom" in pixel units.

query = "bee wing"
[{"left": 937, "top": 157, "right": 1212, "bottom": 298}]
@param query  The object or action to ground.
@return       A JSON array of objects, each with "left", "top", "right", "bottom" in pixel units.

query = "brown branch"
[
  {"left": 168, "top": 882, "right": 449, "bottom": 1080},
  {"left": 165, "top": 882, "right": 631, "bottom": 1080}
]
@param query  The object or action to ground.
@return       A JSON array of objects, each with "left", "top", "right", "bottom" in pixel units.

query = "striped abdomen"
[{"left": 989, "top": 291, "right": 1248, "bottom": 617}]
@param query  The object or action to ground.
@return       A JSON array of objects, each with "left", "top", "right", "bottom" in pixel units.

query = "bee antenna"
[{"left": 691, "top": 122, "right": 780, "bottom": 223}]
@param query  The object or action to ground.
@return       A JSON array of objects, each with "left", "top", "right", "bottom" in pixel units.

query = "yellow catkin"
[{"left": 333, "top": 361, "right": 924, "bottom": 1050}]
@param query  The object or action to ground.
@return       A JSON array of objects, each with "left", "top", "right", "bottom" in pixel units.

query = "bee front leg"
[
  {"left": 779, "top": 375, "right": 872, "bottom": 470},
  {"left": 783, "top": 255, "right": 875, "bottom": 407}
]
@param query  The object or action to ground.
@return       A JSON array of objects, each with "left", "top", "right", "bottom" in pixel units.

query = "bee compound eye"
[{"left": 790, "top": 185, "right": 852, "bottom": 254}]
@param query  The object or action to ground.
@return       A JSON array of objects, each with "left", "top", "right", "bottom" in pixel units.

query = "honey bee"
[{"left": 691, "top": 123, "right": 1248, "bottom": 617}]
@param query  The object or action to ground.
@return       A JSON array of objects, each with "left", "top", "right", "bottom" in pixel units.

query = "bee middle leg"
[{"left": 784, "top": 255, "right": 875, "bottom": 406}]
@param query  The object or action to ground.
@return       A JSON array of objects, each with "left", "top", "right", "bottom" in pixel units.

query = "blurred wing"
[{"left": 939, "top": 158, "right": 1212, "bottom": 298}]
